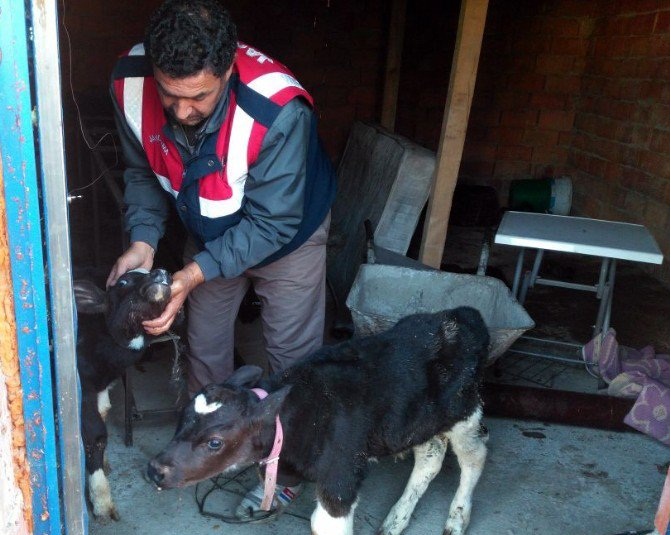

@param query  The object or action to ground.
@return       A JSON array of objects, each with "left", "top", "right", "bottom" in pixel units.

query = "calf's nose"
[{"left": 147, "top": 459, "right": 169, "bottom": 486}]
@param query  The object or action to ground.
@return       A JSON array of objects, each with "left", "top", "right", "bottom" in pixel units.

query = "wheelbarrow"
[{"left": 345, "top": 222, "right": 534, "bottom": 365}]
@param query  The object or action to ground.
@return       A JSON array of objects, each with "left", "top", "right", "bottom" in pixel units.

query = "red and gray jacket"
[{"left": 112, "top": 43, "right": 336, "bottom": 279}]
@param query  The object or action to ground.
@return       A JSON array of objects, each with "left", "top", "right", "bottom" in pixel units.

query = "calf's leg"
[
  {"left": 311, "top": 498, "right": 358, "bottom": 535},
  {"left": 378, "top": 433, "right": 449, "bottom": 535},
  {"left": 82, "top": 397, "right": 119, "bottom": 521},
  {"left": 443, "top": 407, "right": 487, "bottom": 535}
]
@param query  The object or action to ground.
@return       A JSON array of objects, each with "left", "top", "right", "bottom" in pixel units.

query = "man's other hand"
[
  {"left": 106, "top": 241, "right": 156, "bottom": 288},
  {"left": 142, "top": 262, "right": 205, "bottom": 335}
]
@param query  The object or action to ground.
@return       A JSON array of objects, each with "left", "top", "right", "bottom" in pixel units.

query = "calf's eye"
[{"left": 207, "top": 438, "right": 223, "bottom": 450}]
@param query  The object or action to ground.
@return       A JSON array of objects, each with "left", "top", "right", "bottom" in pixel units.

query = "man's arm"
[
  {"left": 107, "top": 86, "right": 170, "bottom": 286},
  {"left": 192, "top": 97, "right": 312, "bottom": 280}
]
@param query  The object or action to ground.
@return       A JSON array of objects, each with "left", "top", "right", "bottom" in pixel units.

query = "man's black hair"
[{"left": 145, "top": 0, "right": 238, "bottom": 78}]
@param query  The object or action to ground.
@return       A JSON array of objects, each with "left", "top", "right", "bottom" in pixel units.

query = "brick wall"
[
  {"left": 570, "top": 2, "right": 669, "bottom": 276},
  {"left": 456, "top": 1, "right": 592, "bottom": 198}
]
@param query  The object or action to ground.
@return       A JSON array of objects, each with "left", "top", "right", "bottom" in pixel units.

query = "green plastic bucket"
[{"left": 508, "top": 177, "right": 572, "bottom": 215}]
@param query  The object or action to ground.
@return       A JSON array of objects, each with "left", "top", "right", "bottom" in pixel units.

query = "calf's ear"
[
  {"left": 253, "top": 386, "right": 291, "bottom": 424},
  {"left": 225, "top": 365, "right": 264, "bottom": 388},
  {"left": 73, "top": 280, "right": 107, "bottom": 314}
]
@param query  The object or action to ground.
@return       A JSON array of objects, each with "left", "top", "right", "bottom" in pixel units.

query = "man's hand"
[
  {"left": 142, "top": 262, "right": 205, "bottom": 335},
  {"left": 106, "top": 241, "right": 156, "bottom": 288}
]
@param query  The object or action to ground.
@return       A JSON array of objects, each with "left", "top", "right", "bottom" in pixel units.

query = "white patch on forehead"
[
  {"left": 128, "top": 268, "right": 150, "bottom": 274},
  {"left": 194, "top": 394, "right": 222, "bottom": 415},
  {"left": 127, "top": 335, "right": 145, "bottom": 350}
]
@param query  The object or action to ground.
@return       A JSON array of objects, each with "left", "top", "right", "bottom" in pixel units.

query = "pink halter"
[{"left": 251, "top": 388, "right": 284, "bottom": 511}]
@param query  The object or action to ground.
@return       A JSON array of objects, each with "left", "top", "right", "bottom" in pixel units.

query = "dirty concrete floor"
[{"left": 89, "top": 224, "right": 669, "bottom": 535}]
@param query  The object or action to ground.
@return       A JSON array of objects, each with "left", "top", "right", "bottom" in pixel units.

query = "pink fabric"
[
  {"left": 583, "top": 329, "right": 669, "bottom": 445},
  {"left": 251, "top": 388, "right": 284, "bottom": 511}
]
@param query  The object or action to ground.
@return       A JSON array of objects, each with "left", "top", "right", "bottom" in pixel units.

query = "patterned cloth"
[{"left": 583, "top": 329, "right": 670, "bottom": 445}]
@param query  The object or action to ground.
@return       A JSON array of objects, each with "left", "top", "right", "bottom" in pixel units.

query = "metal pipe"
[{"left": 482, "top": 383, "right": 634, "bottom": 431}]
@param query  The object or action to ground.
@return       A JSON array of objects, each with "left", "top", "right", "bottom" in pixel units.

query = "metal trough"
[{"left": 346, "top": 263, "right": 535, "bottom": 364}]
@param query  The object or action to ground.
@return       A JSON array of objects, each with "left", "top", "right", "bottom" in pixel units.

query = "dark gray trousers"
[{"left": 185, "top": 214, "right": 330, "bottom": 394}]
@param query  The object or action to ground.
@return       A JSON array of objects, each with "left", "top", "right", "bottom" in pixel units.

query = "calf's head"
[
  {"left": 74, "top": 268, "right": 172, "bottom": 349},
  {"left": 147, "top": 365, "right": 290, "bottom": 489}
]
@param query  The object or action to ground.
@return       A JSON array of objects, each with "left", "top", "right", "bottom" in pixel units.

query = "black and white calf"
[
  {"left": 74, "top": 268, "right": 173, "bottom": 520},
  {"left": 148, "top": 307, "right": 490, "bottom": 535}
]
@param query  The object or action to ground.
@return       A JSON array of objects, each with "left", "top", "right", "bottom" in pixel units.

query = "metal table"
[{"left": 495, "top": 211, "right": 664, "bottom": 338}]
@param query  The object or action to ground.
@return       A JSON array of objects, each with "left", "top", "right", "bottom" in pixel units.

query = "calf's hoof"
[{"left": 93, "top": 505, "right": 120, "bottom": 522}]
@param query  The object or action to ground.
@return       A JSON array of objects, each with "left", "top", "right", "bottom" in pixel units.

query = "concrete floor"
[{"left": 89, "top": 224, "right": 669, "bottom": 535}]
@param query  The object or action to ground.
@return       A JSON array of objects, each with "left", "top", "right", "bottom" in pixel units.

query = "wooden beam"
[
  {"left": 380, "top": 0, "right": 406, "bottom": 131},
  {"left": 419, "top": 0, "right": 489, "bottom": 268}
]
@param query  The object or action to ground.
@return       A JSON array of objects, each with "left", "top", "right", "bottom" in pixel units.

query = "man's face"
[{"left": 153, "top": 66, "right": 232, "bottom": 127}]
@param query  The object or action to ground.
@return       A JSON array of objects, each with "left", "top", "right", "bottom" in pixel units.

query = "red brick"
[
  {"left": 579, "top": 18, "right": 598, "bottom": 38},
  {"left": 587, "top": 137, "right": 620, "bottom": 161},
  {"left": 593, "top": 36, "right": 630, "bottom": 58},
  {"left": 636, "top": 58, "right": 668, "bottom": 78},
  {"left": 558, "top": 132, "right": 575, "bottom": 146},
  {"left": 496, "top": 92, "right": 531, "bottom": 110},
  {"left": 640, "top": 80, "right": 670, "bottom": 103},
  {"left": 551, "top": 37, "right": 590, "bottom": 56},
  {"left": 485, "top": 126, "right": 525, "bottom": 145},
  {"left": 539, "top": 110, "right": 576, "bottom": 131},
  {"left": 460, "top": 161, "right": 495, "bottom": 178},
  {"left": 620, "top": 167, "right": 646, "bottom": 191},
  {"left": 462, "top": 142, "right": 497, "bottom": 161},
  {"left": 497, "top": 145, "right": 533, "bottom": 160},
  {"left": 494, "top": 160, "right": 532, "bottom": 177},
  {"left": 510, "top": 37, "right": 552, "bottom": 56},
  {"left": 522, "top": 128, "right": 560, "bottom": 148},
  {"left": 623, "top": 13, "right": 659, "bottom": 35},
  {"left": 546, "top": 0, "right": 598, "bottom": 18},
  {"left": 650, "top": 129, "right": 669, "bottom": 154},
  {"left": 347, "top": 86, "right": 378, "bottom": 107},
  {"left": 536, "top": 54, "right": 577, "bottom": 75},
  {"left": 530, "top": 93, "right": 568, "bottom": 110},
  {"left": 500, "top": 110, "right": 539, "bottom": 128},
  {"left": 511, "top": 73, "right": 546, "bottom": 93},
  {"left": 603, "top": 161, "right": 624, "bottom": 182},
  {"left": 541, "top": 17, "right": 581, "bottom": 37},
  {"left": 587, "top": 155, "right": 607, "bottom": 177},
  {"left": 544, "top": 75, "right": 582, "bottom": 95},
  {"left": 640, "top": 151, "right": 670, "bottom": 179},
  {"left": 582, "top": 76, "right": 606, "bottom": 96},
  {"left": 502, "top": 126, "right": 531, "bottom": 145},
  {"left": 639, "top": 175, "right": 669, "bottom": 200},
  {"left": 624, "top": 191, "right": 649, "bottom": 215},
  {"left": 654, "top": 11, "right": 670, "bottom": 33},
  {"left": 596, "top": 98, "right": 638, "bottom": 122},
  {"left": 468, "top": 109, "right": 501, "bottom": 128},
  {"left": 531, "top": 146, "right": 569, "bottom": 165}
]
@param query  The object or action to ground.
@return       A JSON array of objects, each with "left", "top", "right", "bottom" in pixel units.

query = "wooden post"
[
  {"left": 419, "top": 0, "right": 489, "bottom": 268},
  {"left": 380, "top": 0, "right": 406, "bottom": 131}
]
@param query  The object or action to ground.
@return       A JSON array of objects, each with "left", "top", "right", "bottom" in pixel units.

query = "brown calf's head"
[{"left": 147, "top": 365, "right": 291, "bottom": 489}]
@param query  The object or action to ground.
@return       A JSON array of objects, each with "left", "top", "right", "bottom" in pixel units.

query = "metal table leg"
[
  {"left": 593, "top": 259, "right": 617, "bottom": 337},
  {"left": 511, "top": 248, "right": 526, "bottom": 299}
]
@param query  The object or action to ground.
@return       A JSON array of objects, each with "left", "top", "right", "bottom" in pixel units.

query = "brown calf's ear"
[
  {"left": 73, "top": 280, "right": 107, "bottom": 315},
  {"left": 225, "top": 365, "right": 264, "bottom": 388}
]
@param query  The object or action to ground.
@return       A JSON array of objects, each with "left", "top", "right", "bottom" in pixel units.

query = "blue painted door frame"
[{"left": 0, "top": 0, "right": 85, "bottom": 533}]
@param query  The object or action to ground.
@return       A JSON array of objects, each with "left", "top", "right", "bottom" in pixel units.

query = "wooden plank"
[
  {"left": 380, "top": 0, "right": 406, "bottom": 131},
  {"left": 419, "top": 0, "right": 489, "bottom": 268}
]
